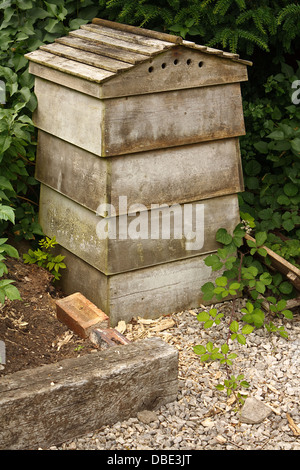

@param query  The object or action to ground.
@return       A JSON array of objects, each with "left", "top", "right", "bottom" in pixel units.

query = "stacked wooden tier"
[{"left": 26, "top": 18, "right": 251, "bottom": 325}]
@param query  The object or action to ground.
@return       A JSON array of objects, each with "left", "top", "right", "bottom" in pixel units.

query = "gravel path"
[{"left": 51, "top": 299, "right": 300, "bottom": 451}]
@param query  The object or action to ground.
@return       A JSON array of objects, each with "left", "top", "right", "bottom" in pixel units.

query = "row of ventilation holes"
[{"left": 148, "top": 59, "right": 204, "bottom": 73}]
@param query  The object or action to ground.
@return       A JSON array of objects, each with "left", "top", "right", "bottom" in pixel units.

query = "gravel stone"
[{"left": 50, "top": 300, "right": 300, "bottom": 451}]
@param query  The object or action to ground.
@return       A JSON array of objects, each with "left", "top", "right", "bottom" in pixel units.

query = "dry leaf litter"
[{"left": 49, "top": 299, "right": 300, "bottom": 451}]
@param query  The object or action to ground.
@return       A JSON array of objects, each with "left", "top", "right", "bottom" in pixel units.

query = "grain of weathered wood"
[
  {"left": 83, "top": 23, "right": 175, "bottom": 49},
  {"left": 0, "top": 337, "right": 178, "bottom": 450},
  {"left": 56, "top": 246, "right": 223, "bottom": 325},
  {"left": 39, "top": 184, "right": 240, "bottom": 275},
  {"left": 56, "top": 36, "right": 149, "bottom": 65},
  {"left": 70, "top": 28, "right": 167, "bottom": 56},
  {"left": 36, "top": 132, "right": 244, "bottom": 214},
  {"left": 28, "top": 61, "right": 103, "bottom": 98},
  {"left": 26, "top": 49, "right": 114, "bottom": 83},
  {"left": 33, "top": 79, "right": 245, "bottom": 156},
  {"left": 40, "top": 42, "right": 133, "bottom": 73},
  {"left": 100, "top": 47, "right": 249, "bottom": 98},
  {"left": 91, "top": 17, "right": 183, "bottom": 44},
  {"left": 33, "top": 78, "right": 105, "bottom": 155},
  {"left": 102, "top": 84, "right": 245, "bottom": 155}
]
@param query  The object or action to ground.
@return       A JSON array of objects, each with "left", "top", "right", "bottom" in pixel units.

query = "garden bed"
[{"left": 0, "top": 255, "right": 95, "bottom": 377}]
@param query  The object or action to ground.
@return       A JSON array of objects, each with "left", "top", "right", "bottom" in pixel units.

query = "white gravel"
[{"left": 51, "top": 299, "right": 300, "bottom": 451}]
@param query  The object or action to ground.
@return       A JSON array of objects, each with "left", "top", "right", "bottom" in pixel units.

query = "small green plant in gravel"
[
  {"left": 23, "top": 236, "right": 66, "bottom": 281},
  {"left": 194, "top": 221, "right": 294, "bottom": 407}
]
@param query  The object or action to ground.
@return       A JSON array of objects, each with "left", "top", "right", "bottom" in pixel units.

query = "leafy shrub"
[
  {"left": 240, "top": 61, "right": 300, "bottom": 268},
  {"left": 23, "top": 236, "right": 66, "bottom": 281}
]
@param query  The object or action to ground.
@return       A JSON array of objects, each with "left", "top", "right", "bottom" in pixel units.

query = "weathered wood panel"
[
  {"left": 28, "top": 45, "right": 248, "bottom": 99},
  {"left": 35, "top": 131, "right": 244, "bottom": 214},
  {"left": 101, "top": 47, "right": 248, "bottom": 99},
  {"left": 39, "top": 184, "right": 240, "bottom": 275},
  {"left": 33, "top": 79, "right": 244, "bottom": 156},
  {"left": 103, "top": 83, "right": 245, "bottom": 155},
  {"left": 0, "top": 338, "right": 178, "bottom": 450},
  {"left": 26, "top": 49, "right": 114, "bottom": 84},
  {"left": 56, "top": 246, "right": 222, "bottom": 326},
  {"left": 56, "top": 36, "right": 149, "bottom": 65},
  {"left": 28, "top": 61, "right": 104, "bottom": 98},
  {"left": 40, "top": 42, "right": 134, "bottom": 73},
  {"left": 33, "top": 77, "right": 104, "bottom": 155}
]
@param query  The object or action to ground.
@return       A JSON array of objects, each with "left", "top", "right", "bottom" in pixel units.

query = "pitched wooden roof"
[{"left": 25, "top": 17, "right": 252, "bottom": 86}]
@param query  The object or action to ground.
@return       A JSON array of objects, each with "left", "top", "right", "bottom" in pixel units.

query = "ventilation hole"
[
  {"left": 161, "top": 62, "right": 167, "bottom": 69},
  {"left": 186, "top": 59, "right": 192, "bottom": 65},
  {"left": 173, "top": 59, "right": 179, "bottom": 65},
  {"left": 148, "top": 66, "right": 154, "bottom": 73},
  {"left": 198, "top": 61, "right": 204, "bottom": 68}
]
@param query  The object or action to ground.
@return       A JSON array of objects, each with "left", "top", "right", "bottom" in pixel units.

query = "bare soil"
[{"left": 0, "top": 255, "right": 96, "bottom": 377}]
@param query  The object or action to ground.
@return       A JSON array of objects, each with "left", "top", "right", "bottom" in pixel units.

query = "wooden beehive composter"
[{"left": 25, "top": 18, "right": 252, "bottom": 326}]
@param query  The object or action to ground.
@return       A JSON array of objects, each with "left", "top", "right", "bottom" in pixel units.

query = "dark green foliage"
[{"left": 239, "top": 61, "right": 300, "bottom": 269}]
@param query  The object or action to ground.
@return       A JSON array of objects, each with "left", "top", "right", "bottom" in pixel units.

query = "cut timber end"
[{"left": 56, "top": 292, "right": 109, "bottom": 338}]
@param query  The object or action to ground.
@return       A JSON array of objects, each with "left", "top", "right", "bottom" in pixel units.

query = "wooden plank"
[
  {"left": 25, "top": 50, "right": 114, "bottom": 83},
  {"left": 35, "top": 131, "right": 244, "bottom": 214},
  {"left": 83, "top": 23, "right": 175, "bottom": 48},
  {"left": 103, "top": 83, "right": 245, "bottom": 155},
  {"left": 245, "top": 234, "right": 300, "bottom": 291},
  {"left": 69, "top": 28, "right": 168, "bottom": 56},
  {"left": 40, "top": 43, "right": 133, "bottom": 73},
  {"left": 0, "top": 338, "right": 178, "bottom": 450},
  {"left": 91, "top": 17, "right": 182, "bottom": 44},
  {"left": 56, "top": 246, "right": 223, "bottom": 326},
  {"left": 56, "top": 36, "right": 149, "bottom": 65},
  {"left": 33, "top": 78, "right": 105, "bottom": 155},
  {"left": 32, "top": 79, "right": 245, "bottom": 156},
  {"left": 39, "top": 184, "right": 240, "bottom": 275},
  {"left": 28, "top": 61, "right": 103, "bottom": 98}
]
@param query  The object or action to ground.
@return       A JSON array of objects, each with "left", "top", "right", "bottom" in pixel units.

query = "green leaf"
[
  {"left": 193, "top": 345, "right": 206, "bottom": 355},
  {"left": 255, "top": 231, "right": 267, "bottom": 247},
  {"left": 221, "top": 343, "right": 229, "bottom": 354},
  {"left": 206, "top": 341, "right": 214, "bottom": 353},
  {"left": 204, "top": 320, "right": 214, "bottom": 329},
  {"left": 0, "top": 205, "right": 15, "bottom": 224},
  {"left": 237, "top": 334, "right": 246, "bottom": 345},
  {"left": 197, "top": 311, "right": 210, "bottom": 322},
  {"left": 229, "top": 321, "right": 239, "bottom": 333},
  {"left": 282, "top": 310, "right": 293, "bottom": 320},
  {"left": 242, "top": 324, "right": 254, "bottom": 334},
  {"left": 279, "top": 281, "right": 293, "bottom": 295},
  {"left": 291, "top": 137, "right": 300, "bottom": 153},
  {"left": 4, "top": 284, "right": 21, "bottom": 301},
  {"left": 267, "top": 130, "right": 285, "bottom": 140},
  {"left": 284, "top": 182, "right": 298, "bottom": 197},
  {"left": 216, "top": 228, "right": 232, "bottom": 245},
  {"left": 215, "top": 276, "right": 228, "bottom": 287}
]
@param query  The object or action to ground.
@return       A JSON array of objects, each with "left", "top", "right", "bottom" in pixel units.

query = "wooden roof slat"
[
  {"left": 56, "top": 36, "right": 149, "bottom": 65},
  {"left": 40, "top": 43, "right": 133, "bottom": 73},
  {"left": 69, "top": 28, "right": 169, "bottom": 56},
  {"left": 25, "top": 50, "right": 114, "bottom": 83},
  {"left": 91, "top": 17, "right": 182, "bottom": 44},
  {"left": 81, "top": 24, "right": 174, "bottom": 48}
]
